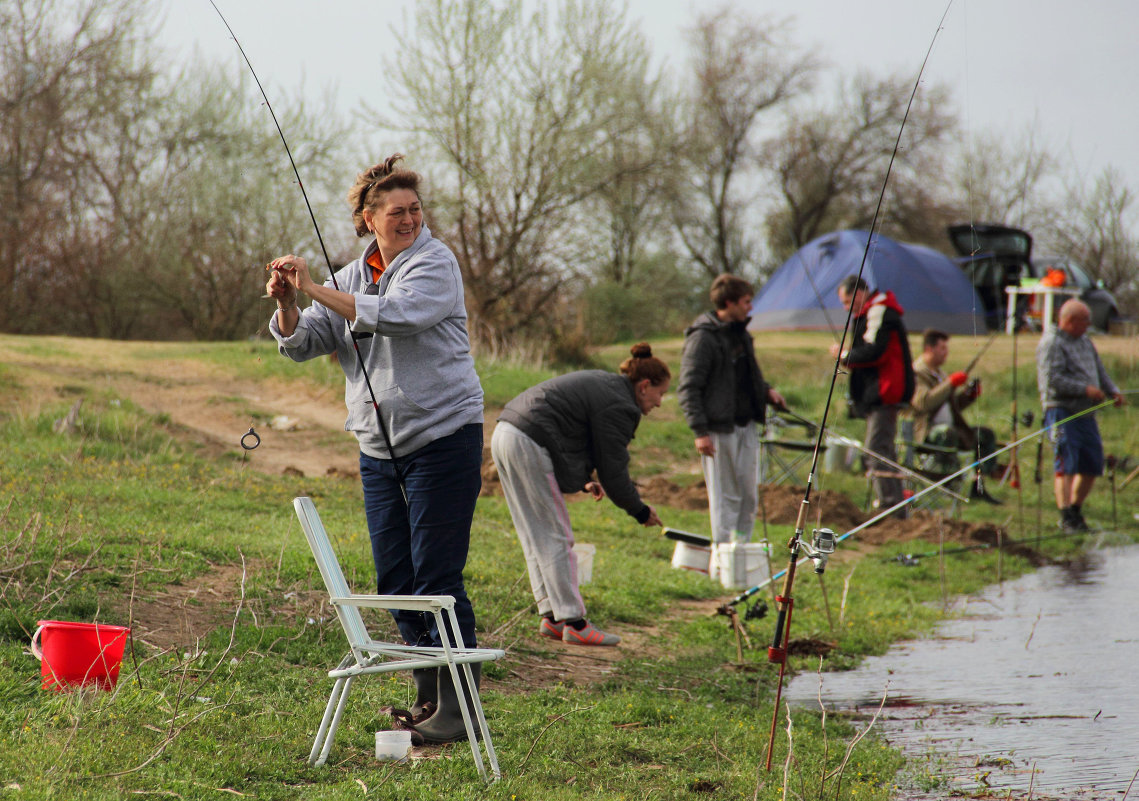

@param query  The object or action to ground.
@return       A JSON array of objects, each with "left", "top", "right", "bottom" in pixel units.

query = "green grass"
[{"left": 1, "top": 332, "right": 1136, "bottom": 799}]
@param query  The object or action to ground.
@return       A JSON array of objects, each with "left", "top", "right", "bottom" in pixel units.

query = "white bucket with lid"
[
  {"left": 670, "top": 541, "right": 712, "bottom": 574},
  {"left": 712, "top": 542, "right": 771, "bottom": 590},
  {"left": 572, "top": 543, "right": 595, "bottom": 585}
]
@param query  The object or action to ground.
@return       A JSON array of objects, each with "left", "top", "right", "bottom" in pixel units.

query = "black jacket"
[
  {"left": 843, "top": 290, "right": 915, "bottom": 418},
  {"left": 677, "top": 311, "right": 769, "bottom": 437},
  {"left": 498, "top": 371, "right": 650, "bottom": 522}
]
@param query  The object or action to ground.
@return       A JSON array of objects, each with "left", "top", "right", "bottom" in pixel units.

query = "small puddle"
[{"left": 786, "top": 544, "right": 1139, "bottom": 798}]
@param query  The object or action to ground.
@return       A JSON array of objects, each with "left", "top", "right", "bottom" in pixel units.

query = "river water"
[{"left": 785, "top": 544, "right": 1139, "bottom": 799}]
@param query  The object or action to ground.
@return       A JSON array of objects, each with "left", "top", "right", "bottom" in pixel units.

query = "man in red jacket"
[{"left": 830, "top": 275, "right": 916, "bottom": 519}]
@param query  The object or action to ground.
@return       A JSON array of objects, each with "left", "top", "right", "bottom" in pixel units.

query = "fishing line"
[
  {"left": 757, "top": 1, "right": 960, "bottom": 770},
  {"left": 728, "top": 399, "right": 1115, "bottom": 610},
  {"left": 208, "top": 1, "right": 406, "bottom": 500}
]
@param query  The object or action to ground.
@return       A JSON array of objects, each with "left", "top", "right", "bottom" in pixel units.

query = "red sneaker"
[
  {"left": 561, "top": 620, "right": 621, "bottom": 646},
  {"left": 539, "top": 617, "right": 564, "bottom": 639}
]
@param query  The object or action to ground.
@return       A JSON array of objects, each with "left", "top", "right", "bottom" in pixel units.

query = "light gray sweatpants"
[
  {"left": 490, "top": 421, "right": 587, "bottom": 622},
  {"left": 701, "top": 422, "right": 759, "bottom": 544}
]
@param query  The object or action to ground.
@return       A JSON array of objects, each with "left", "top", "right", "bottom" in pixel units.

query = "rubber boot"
[
  {"left": 410, "top": 667, "right": 438, "bottom": 721},
  {"left": 411, "top": 663, "right": 481, "bottom": 744}
]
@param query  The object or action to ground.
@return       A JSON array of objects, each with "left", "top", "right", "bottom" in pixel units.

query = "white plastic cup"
[{"left": 375, "top": 730, "right": 412, "bottom": 762}]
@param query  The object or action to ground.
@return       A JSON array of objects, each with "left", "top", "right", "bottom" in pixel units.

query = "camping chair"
[
  {"left": 899, "top": 420, "right": 965, "bottom": 515},
  {"left": 758, "top": 413, "right": 824, "bottom": 485},
  {"left": 292, "top": 497, "right": 505, "bottom": 780}
]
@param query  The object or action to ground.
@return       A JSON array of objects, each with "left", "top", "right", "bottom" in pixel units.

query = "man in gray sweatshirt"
[{"left": 1037, "top": 299, "right": 1124, "bottom": 532}]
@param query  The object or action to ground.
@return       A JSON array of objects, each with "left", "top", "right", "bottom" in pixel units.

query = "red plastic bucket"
[{"left": 30, "top": 620, "right": 131, "bottom": 691}]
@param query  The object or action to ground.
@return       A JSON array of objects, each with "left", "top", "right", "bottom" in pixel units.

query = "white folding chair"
[{"left": 292, "top": 496, "right": 505, "bottom": 781}]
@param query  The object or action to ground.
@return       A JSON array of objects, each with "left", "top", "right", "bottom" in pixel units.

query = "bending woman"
[
  {"left": 265, "top": 154, "right": 483, "bottom": 743},
  {"left": 491, "top": 343, "right": 668, "bottom": 647}
]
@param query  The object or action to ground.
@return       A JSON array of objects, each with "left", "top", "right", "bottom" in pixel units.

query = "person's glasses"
[{"left": 355, "top": 283, "right": 379, "bottom": 339}]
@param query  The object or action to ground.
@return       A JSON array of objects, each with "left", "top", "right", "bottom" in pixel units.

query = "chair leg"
[
  {"left": 467, "top": 667, "right": 501, "bottom": 780},
  {"left": 437, "top": 608, "right": 500, "bottom": 782},
  {"left": 310, "top": 675, "right": 353, "bottom": 767}
]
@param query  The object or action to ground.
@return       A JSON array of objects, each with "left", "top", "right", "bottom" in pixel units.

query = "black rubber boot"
[
  {"left": 411, "top": 663, "right": 481, "bottom": 744},
  {"left": 410, "top": 667, "right": 438, "bottom": 720}
]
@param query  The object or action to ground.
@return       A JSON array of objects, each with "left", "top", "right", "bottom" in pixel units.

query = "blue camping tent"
[{"left": 750, "top": 230, "right": 985, "bottom": 335}]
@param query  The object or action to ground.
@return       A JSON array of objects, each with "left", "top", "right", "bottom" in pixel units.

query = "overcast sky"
[{"left": 161, "top": 0, "right": 1139, "bottom": 194}]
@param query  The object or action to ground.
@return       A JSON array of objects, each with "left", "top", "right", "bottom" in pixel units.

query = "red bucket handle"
[{"left": 30, "top": 624, "right": 45, "bottom": 661}]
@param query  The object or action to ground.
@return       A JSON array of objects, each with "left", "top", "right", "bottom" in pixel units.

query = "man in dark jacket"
[
  {"left": 830, "top": 275, "right": 915, "bottom": 518},
  {"left": 678, "top": 274, "right": 785, "bottom": 544}
]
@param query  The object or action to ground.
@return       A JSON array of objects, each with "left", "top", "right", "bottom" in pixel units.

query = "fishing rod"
[
  {"left": 962, "top": 331, "right": 998, "bottom": 374},
  {"left": 760, "top": 1, "right": 955, "bottom": 772},
  {"left": 825, "top": 432, "right": 969, "bottom": 503},
  {"left": 885, "top": 526, "right": 1086, "bottom": 565},
  {"left": 722, "top": 399, "right": 1114, "bottom": 611},
  {"left": 209, "top": 1, "right": 406, "bottom": 501},
  {"left": 772, "top": 404, "right": 819, "bottom": 432}
]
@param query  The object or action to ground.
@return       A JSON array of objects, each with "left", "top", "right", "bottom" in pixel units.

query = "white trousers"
[
  {"left": 490, "top": 421, "right": 587, "bottom": 621},
  {"left": 701, "top": 423, "right": 759, "bottom": 544}
]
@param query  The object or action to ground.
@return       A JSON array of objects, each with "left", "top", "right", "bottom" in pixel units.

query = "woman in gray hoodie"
[{"left": 265, "top": 154, "right": 483, "bottom": 744}]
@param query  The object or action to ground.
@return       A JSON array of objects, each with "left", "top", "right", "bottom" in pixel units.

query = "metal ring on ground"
[{"left": 241, "top": 428, "right": 261, "bottom": 450}]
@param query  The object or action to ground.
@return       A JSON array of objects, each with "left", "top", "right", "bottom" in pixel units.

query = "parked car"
[
  {"left": 946, "top": 223, "right": 1032, "bottom": 331},
  {"left": 946, "top": 223, "right": 1122, "bottom": 332},
  {"left": 1026, "top": 255, "right": 1121, "bottom": 332}
]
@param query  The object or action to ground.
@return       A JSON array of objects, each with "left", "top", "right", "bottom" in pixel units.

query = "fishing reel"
[
  {"left": 801, "top": 528, "right": 836, "bottom": 574},
  {"left": 744, "top": 599, "right": 769, "bottom": 622}
]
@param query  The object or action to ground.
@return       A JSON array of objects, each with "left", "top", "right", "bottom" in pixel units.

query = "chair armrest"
[{"left": 330, "top": 594, "right": 454, "bottom": 613}]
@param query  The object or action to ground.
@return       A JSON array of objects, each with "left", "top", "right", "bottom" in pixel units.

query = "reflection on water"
[{"left": 786, "top": 545, "right": 1139, "bottom": 798}]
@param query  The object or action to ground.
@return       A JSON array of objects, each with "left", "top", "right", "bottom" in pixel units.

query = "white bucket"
[
  {"left": 375, "top": 730, "right": 412, "bottom": 762},
  {"left": 572, "top": 543, "right": 595, "bottom": 585},
  {"left": 670, "top": 541, "right": 712, "bottom": 575},
  {"left": 712, "top": 542, "right": 771, "bottom": 590}
]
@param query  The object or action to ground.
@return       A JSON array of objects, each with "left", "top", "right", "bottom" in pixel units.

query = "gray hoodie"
[{"left": 270, "top": 225, "right": 483, "bottom": 458}]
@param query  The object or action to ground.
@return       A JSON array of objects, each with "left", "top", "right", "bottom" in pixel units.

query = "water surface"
[{"left": 786, "top": 544, "right": 1139, "bottom": 798}]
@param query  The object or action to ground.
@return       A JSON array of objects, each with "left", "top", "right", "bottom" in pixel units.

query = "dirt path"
[{"left": 5, "top": 337, "right": 1042, "bottom": 691}]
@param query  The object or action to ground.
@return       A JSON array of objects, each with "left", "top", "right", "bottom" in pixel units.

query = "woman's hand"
[
  {"left": 265, "top": 266, "right": 297, "bottom": 306},
  {"left": 584, "top": 481, "right": 605, "bottom": 501},
  {"left": 642, "top": 506, "right": 662, "bottom": 527},
  {"left": 267, "top": 254, "right": 315, "bottom": 295}
]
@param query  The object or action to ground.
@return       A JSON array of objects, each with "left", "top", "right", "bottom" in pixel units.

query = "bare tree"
[
  {"left": 1046, "top": 166, "right": 1139, "bottom": 313},
  {"left": 764, "top": 71, "right": 957, "bottom": 262},
  {"left": 0, "top": 0, "right": 156, "bottom": 333},
  {"left": 139, "top": 66, "right": 352, "bottom": 340},
  {"left": 671, "top": 8, "right": 815, "bottom": 280},
  {"left": 383, "top": 0, "right": 662, "bottom": 348},
  {"left": 948, "top": 126, "right": 1060, "bottom": 233},
  {"left": 586, "top": 53, "right": 678, "bottom": 287},
  {"left": 1, "top": 0, "right": 353, "bottom": 339}
]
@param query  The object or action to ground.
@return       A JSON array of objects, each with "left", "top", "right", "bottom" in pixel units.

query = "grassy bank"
[{"left": 0, "top": 332, "right": 1136, "bottom": 800}]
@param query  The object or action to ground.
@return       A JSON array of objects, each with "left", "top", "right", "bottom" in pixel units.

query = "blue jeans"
[{"left": 360, "top": 423, "right": 483, "bottom": 648}]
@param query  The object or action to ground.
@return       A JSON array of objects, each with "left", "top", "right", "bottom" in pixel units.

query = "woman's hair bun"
[{"left": 630, "top": 342, "right": 653, "bottom": 359}]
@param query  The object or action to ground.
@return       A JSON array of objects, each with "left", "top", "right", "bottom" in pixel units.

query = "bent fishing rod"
[
  {"left": 725, "top": 399, "right": 1114, "bottom": 611},
  {"left": 209, "top": 2, "right": 406, "bottom": 501},
  {"left": 759, "top": 1, "right": 954, "bottom": 771}
]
